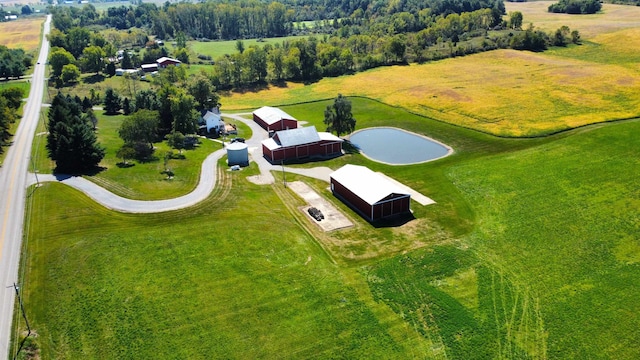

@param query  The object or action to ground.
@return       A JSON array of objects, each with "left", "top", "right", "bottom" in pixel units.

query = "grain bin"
[{"left": 227, "top": 142, "right": 249, "bottom": 166}]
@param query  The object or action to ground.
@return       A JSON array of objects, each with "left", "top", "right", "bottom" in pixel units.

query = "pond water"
[{"left": 349, "top": 127, "right": 452, "bottom": 165}]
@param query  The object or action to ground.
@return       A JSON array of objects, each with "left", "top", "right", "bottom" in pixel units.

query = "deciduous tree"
[
  {"left": 324, "top": 94, "right": 355, "bottom": 137},
  {"left": 118, "top": 109, "right": 159, "bottom": 150},
  {"left": 61, "top": 63, "right": 80, "bottom": 84},
  {"left": 49, "top": 47, "right": 75, "bottom": 77}
]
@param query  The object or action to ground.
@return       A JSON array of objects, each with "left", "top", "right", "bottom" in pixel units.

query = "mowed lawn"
[
  {"left": 184, "top": 35, "right": 308, "bottom": 60},
  {"left": 21, "top": 162, "right": 431, "bottom": 359},
  {"left": 363, "top": 120, "right": 640, "bottom": 359},
  {"left": 220, "top": 3, "right": 640, "bottom": 137},
  {"left": 0, "top": 17, "right": 44, "bottom": 53},
  {"left": 20, "top": 116, "right": 640, "bottom": 358}
]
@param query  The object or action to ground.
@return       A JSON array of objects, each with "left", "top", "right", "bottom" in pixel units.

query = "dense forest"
[
  {"left": 548, "top": 0, "right": 602, "bottom": 14},
  {"left": 50, "top": 0, "right": 505, "bottom": 40},
  {"left": 47, "top": 0, "right": 579, "bottom": 91}
]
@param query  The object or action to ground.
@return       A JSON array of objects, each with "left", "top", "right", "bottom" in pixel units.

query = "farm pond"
[{"left": 349, "top": 127, "right": 452, "bottom": 165}]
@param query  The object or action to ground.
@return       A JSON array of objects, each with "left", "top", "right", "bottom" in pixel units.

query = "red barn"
[
  {"left": 156, "top": 57, "right": 181, "bottom": 68},
  {"left": 330, "top": 164, "right": 411, "bottom": 222},
  {"left": 262, "top": 126, "right": 343, "bottom": 163},
  {"left": 253, "top": 106, "right": 298, "bottom": 132}
]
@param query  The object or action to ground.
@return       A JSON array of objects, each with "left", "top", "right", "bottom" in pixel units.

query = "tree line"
[
  {"left": 548, "top": 0, "right": 602, "bottom": 14},
  {"left": 0, "top": 45, "right": 31, "bottom": 80},
  {"left": 50, "top": 0, "right": 504, "bottom": 42},
  {"left": 0, "top": 87, "right": 24, "bottom": 155},
  {"left": 207, "top": 13, "right": 581, "bottom": 89}
]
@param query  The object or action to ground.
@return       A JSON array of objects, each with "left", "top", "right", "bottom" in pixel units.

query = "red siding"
[
  {"left": 331, "top": 178, "right": 372, "bottom": 219},
  {"left": 331, "top": 179, "right": 411, "bottom": 222},
  {"left": 262, "top": 140, "right": 342, "bottom": 163},
  {"left": 254, "top": 115, "right": 298, "bottom": 132}
]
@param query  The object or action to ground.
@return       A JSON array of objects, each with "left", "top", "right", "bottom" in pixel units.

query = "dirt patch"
[{"left": 288, "top": 181, "right": 353, "bottom": 231}]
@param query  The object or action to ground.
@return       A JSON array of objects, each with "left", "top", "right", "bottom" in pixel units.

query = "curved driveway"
[{"left": 28, "top": 114, "right": 336, "bottom": 213}]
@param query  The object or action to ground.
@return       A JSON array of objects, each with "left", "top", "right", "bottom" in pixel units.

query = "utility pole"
[
  {"left": 281, "top": 160, "right": 286, "bottom": 188},
  {"left": 9, "top": 283, "right": 31, "bottom": 360}
]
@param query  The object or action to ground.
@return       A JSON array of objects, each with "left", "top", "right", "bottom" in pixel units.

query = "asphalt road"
[
  {"left": 24, "top": 114, "right": 335, "bottom": 213},
  {"left": 0, "top": 15, "right": 50, "bottom": 360}
]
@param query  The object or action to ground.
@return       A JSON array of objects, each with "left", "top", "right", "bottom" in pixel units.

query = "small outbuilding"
[
  {"left": 330, "top": 164, "right": 411, "bottom": 222},
  {"left": 115, "top": 68, "right": 139, "bottom": 76},
  {"left": 261, "top": 126, "right": 343, "bottom": 163},
  {"left": 226, "top": 142, "right": 249, "bottom": 166},
  {"left": 141, "top": 63, "right": 159, "bottom": 72},
  {"left": 253, "top": 106, "right": 298, "bottom": 132}
]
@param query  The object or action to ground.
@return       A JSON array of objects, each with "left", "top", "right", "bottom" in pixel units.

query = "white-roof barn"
[
  {"left": 253, "top": 106, "right": 298, "bottom": 132},
  {"left": 330, "top": 164, "right": 411, "bottom": 221}
]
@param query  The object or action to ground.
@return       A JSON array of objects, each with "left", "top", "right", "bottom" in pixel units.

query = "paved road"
[
  {"left": 0, "top": 15, "right": 50, "bottom": 360},
  {"left": 24, "top": 114, "right": 336, "bottom": 213}
]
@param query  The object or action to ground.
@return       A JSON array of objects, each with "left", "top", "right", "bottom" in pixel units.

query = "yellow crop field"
[
  {"left": 222, "top": 3, "right": 640, "bottom": 136},
  {"left": 0, "top": 17, "right": 44, "bottom": 52}
]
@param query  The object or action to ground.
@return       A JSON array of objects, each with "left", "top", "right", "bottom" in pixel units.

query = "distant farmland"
[
  {"left": 0, "top": 17, "right": 44, "bottom": 53},
  {"left": 221, "top": 3, "right": 640, "bottom": 137}
]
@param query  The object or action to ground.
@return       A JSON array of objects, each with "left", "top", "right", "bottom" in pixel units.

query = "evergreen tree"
[
  {"left": 46, "top": 93, "right": 105, "bottom": 172},
  {"left": 103, "top": 88, "right": 122, "bottom": 115},
  {"left": 122, "top": 97, "right": 132, "bottom": 115},
  {"left": 105, "top": 61, "right": 116, "bottom": 76}
]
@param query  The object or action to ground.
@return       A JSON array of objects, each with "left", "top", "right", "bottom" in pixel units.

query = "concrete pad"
[
  {"left": 288, "top": 181, "right": 353, "bottom": 231},
  {"left": 377, "top": 172, "right": 436, "bottom": 206}
]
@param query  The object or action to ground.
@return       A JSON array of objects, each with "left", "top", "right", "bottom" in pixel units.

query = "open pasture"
[
  {"left": 184, "top": 35, "right": 308, "bottom": 61},
  {"left": 222, "top": 2, "right": 640, "bottom": 137},
  {"left": 0, "top": 17, "right": 43, "bottom": 52},
  {"left": 223, "top": 49, "right": 640, "bottom": 136},
  {"left": 20, "top": 114, "right": 640, "bottom": 358},
  {"left": 505, "top": 2, "right": 640, "bottom": 39}
]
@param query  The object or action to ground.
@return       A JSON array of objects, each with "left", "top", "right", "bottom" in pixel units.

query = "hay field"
[
  {"left": 0, "top": 17, "right": 43, "bottom": 52},
  {"left": 506, "top": 2, "right": 640, "bottom": 38},
  {"left": 222, "top": 3, "right": 640, "bottom": 137}
]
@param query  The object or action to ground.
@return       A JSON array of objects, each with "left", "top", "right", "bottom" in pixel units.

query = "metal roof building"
[
  {"left": 253, "top": 106, "right": 298, "bottom": 132},
  {"left": 330, "top": 164, "right": 411, "bottom": 221},
  {"left": 262, "top": 126, "right": 343, "bottom": 163}
]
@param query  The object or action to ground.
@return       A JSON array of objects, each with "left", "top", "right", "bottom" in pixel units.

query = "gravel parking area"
[{"left": 288, "top": 181, "right": 353, "bottom": 231}]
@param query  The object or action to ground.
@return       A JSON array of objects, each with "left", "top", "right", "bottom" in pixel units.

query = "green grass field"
[
  {"left": 14, "top": 1, "right": 640, "bottom": 358},
  {"left": 183, "top": 35, "right": 309, "bottom": 61},
  {"left": 19, "top": 91, "right": 640, "bottom": 357}
]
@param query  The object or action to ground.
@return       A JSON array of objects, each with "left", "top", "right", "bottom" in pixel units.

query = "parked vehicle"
[
  {"left": 307, "top": 207, "right": 324, "bottom": 221},
  {"left": 230, "top": 137, "right": 245, "bottom": 143}
]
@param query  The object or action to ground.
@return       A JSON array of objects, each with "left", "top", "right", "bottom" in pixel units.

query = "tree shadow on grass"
[
  {"left": 83, "top": 74, "right": 105, "bottom": 84},
  {"left": 52, "top": 165, "right": 106, "bottom": 177},
  {"left": 116, "top": 162, "right": 135, "bottom": 168}
]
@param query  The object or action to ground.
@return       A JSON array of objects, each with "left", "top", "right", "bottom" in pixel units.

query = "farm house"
[
  {"left": 262, "top": 126, "right": 343, "bottom": 163},
  {"left": 253, "top": 106, "right": 298, "bottom": 132},
  {"left": 330, "top": 164, "right": 411, "bottom": 222},
  {"left": 200, "top": 110, "right": 225, "bottom": 134}
]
